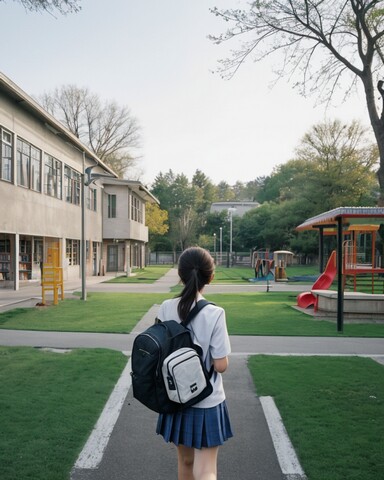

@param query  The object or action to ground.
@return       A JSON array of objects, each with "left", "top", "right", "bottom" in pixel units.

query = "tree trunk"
[{"left": 363, "top": 76, "right": 384, "bottom": 206}]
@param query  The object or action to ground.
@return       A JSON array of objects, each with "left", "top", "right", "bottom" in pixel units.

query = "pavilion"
[{"left": 296, "top": 207, "right": 384, "bottom": 331}]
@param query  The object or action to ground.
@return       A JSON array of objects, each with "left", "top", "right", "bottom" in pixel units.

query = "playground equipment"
[
  {"left": 251, "top": 250, "right": 274, "bottom": 281},
  {"left": 297, "top": 250, "right": 337, "bottom": 309},
  {"left": 296, "top": 207, "right": 384, "bottom": 331},
  {"left": 273, "top": 250, "right": 293, "bottom": 282},
  {"left": 251, "top": 249, "right": 293, "bottom": 282}
]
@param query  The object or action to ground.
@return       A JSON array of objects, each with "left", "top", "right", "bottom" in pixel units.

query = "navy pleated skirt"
[{"left": 156, "top": 401, "right": 233, "bottom": 449}]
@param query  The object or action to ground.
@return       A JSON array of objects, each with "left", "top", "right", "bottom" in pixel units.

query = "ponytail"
[{"left": 177, "top": 247, "right": 214, "bottom": 322}]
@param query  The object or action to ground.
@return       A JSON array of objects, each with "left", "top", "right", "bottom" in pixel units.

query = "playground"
[
  {"left": 251, "top": 249, "right": 294, "bottom": 283},
  {"left": 296, "top": 207, "right": 384, "bottom": 328}
]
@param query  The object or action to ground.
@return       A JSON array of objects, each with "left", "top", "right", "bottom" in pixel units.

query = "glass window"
[
  {"left": 17, "top": 138, "right": 29, "bottom": 187},
  {"left": 108, "top": 194, "right": 116, "bottom": 218},
  {"left": 86, "top": 187, "right": 97, "bottom": 211},
  {"left": 31, "top": 146, "right": 41, "bottom": 192},
  {"left": 65, "top": 166, "right": 81, "bottom": 205},
  {"left": 44, "top": 154, "right": 62, "bottom": 199},
  {"left": 33, "top": 238, "right": 43, "bottom": 263},
  {"left": 1, "top": 129, "right": 13, "bottom": 182},
  {"left": 66, "top": 239, "right": 80, "bottom": 266},
  {"left": 131, "top": 195, "right": 143, "bottom": 223},
  {"left": 16, "top": 138, "right": 41, "bottom": 191}
]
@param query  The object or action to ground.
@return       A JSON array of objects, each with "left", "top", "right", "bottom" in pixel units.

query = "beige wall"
[{"left": 102, "top": 185, "right": 149, "bottom": 243}]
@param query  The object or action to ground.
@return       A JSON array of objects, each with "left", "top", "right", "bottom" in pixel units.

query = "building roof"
[
  {"left": 0, "top": 70, "right": 117, "bottom": 178},
  {"left": 296, "top": 207, "right": 384, "bottom": 231},
  {"left": 101, "top": 178, "right": 159, "bottom": 204}
]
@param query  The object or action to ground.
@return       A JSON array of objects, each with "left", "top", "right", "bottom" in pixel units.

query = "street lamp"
[
  {"left": 228, "top": 208, "right": 236, "bottom": 267},
  {"left": 82, "top": 165, "right": 114, "bottom": 301},
  {"left": 219, "top": 227, "right": 222, "bottom": 266},
  {"left": 213, "top": 233, "right": 217, "bottom": 263}
]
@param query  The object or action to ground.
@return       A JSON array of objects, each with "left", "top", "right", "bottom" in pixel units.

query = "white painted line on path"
[
  {"left": 260, "top": 396, "right": 307, "bottom": 479},
  {"left": 74, "top": 358, "right": 132, "bottom": 469}
]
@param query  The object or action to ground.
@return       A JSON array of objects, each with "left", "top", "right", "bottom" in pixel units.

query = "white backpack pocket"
[{"left": 162, "top": 347, "right": 208, "bottom": 404}]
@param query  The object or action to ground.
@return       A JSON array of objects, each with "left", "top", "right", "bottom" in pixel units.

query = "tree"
[
  {"left": 39, "top": 85, "right": 141, "bottom": 178},
  {"left": 295, "top": 119, "right": 379, "bottom": 208},
  {"left": 145, "top": 203, "right": 169, "bottom": 251},
  {"left": 145, "top": 203, "right": 168, "bottom": 236},
  {"left": 1, "top": 0, "right": 80, "bottom": 14},
  {"left": 210, "top": 1, "right": 384, "bottom": 203},
  {"left": 237, "top": 119, "right": 378, "bottom": 254},
  {"left": 151, "top": 170, "right": 199, "bottom": 251}
]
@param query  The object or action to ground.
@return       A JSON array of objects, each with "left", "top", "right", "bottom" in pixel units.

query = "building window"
[
  {"left": 64, "top": 166, "right": 81, "bottom": 205},
  {"left": 45, "top": 154, "right": 62, "bottom": 199},
  {"left": 16, "top": 138, "right": 42, "bottom": 191},
  {"left": 108, "top": 194, "right": 116, "bottom": 218},
  {"left": 86, "top": 186, "right": 97, "bottom": 211},
  {"left": 1, "top": 128, "right": 13, "bottom": 182},
  {"left": 66, "top": 239, "right": 80, "bottom": 266},
  {"left": 33, "top": 237, "right": 43, "bottom": 263},
  {"left": 131, "top": 195, "right": 143, "bottom": 223},
  {"left": 31, "top": 145, "right": 41, "bottom": 192}
]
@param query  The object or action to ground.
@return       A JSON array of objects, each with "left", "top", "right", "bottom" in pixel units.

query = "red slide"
[{"left": 297, "top": 251, "right": 337, "bottom": 309}]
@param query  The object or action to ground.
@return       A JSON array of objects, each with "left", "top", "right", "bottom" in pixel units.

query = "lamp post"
[
  {"left": 81, "top": 152, "right": 86, "bottom": 300},
  {"left": 82, "top": 165, "right": 114, "bottom": 301},
  {"left": 219, "top": 227, "right": 222, "bottom": 266},
  {"left": 228, "top": 208, "right": 236, "bottom": 267},
  {"left": 213, "top": 233, "right": 217, "bottom": 263}
]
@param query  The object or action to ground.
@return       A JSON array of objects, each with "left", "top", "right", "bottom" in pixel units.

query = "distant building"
[
  {"left": 210, "top": 201, "right": 260, "bottom": 217},
  {"left": 0, "top": 71, "right": 158, "bottom": 290}
]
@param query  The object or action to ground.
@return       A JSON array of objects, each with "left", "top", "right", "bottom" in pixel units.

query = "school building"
[{"left": 0, "top": 72, "right": 158, "bottom": 290}]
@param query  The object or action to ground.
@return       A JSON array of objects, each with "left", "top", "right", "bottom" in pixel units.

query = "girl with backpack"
[{"left": 156, "top": 246, "right": 233, "bottom": 480}]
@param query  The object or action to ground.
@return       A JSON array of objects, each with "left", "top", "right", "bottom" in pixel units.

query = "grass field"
[
  {"left": 0, "top": 347, "right": 127, "bottom": 480},
  {"left": 1, "top": 291, "right": 384, "bottom": 337},
  {"left": 104, "top": 265, "right": 171, "bottom": 283},
  {"left": 248, "top": 356, "right": 384, "bottom": 480},
  {"left": 1, "top": 266, "right": 383, "bottom": 479},
  {"left": 1, "top": 348, "right": 382, "bottom": 479}
]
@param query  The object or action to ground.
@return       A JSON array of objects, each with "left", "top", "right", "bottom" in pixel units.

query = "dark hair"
[{"left": 177, "top": 246, "right": 215, "bottom": 322}]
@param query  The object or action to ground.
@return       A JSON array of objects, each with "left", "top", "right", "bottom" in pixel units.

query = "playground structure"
[
  {"left": 297, "top": 250, "right": 337, "bottom": 309},
  {"left": 251, "top": 249, "right": 293, "bottom": 282},
  {"left": 296, "top": 207, "right": 384, "bottom": 331}
]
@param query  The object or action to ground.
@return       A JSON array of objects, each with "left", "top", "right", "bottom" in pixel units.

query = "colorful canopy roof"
[{"left": 296, "top": 207, "right": 384, "bottom": 231}]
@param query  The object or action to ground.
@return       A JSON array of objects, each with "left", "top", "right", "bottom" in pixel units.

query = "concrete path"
[{"left": 1, "top": 269, "right": 383, "bottom": 479}]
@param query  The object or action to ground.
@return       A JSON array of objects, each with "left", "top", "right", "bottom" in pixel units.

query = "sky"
[{"left": 0, "top": 0, "right": 374, "bottom": 188}]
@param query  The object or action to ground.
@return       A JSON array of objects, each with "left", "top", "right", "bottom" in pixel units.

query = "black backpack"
[{"left": 130, "top": 300, "right": 213, "bottom": 414}]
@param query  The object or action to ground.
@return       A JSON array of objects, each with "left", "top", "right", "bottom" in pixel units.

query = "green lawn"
[
  {"left": 1, "top": 291, "right": 384, "bottom": 337},
  {"left": 248, "top": 355, "right": 384, "bottom": 480},
  {"left": 205, "top": 292, "right": 384, "bottom": 337},
  {"left": 104, "top": 265, "right": 171, "bottom": 283},
  {"left": 213, "top": 265, "right": 320, "bottom": 284},
  {"left": 0, "top": 293, "right": 170, "bottom": 333},
  {"left": 0, "top": 347, "right": 127, "bottom": 480},
  {"left": 2, "top": 348, "right": 382, "bottom": 479}
]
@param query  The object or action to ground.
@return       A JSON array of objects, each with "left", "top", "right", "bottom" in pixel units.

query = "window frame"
[
  {"left": 16, "top": 137, "right": 42, "bottom": 192},
  {"left": 44, "top": 154, "right": 62, "bottom": 199},
  {"left": 108, "top": 194, "right": 116, "bottom": 218},
  {"left": 1, "top": 128, "right": 13, "bottom": 182}
]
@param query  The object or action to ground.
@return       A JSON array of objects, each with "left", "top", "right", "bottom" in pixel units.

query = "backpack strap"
[
  {"left": 182, "top": 299, "right": 214, "bottom": 327},
  {"left": 183, "top": 299, "right": 215, "bottom": 379}
]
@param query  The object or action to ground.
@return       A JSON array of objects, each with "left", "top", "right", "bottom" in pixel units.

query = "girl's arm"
[{"left": 213, "top": 356, "right": 229, "bottom": 373}]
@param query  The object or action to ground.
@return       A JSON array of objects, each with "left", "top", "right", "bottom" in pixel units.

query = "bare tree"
[
  {"left": 0, "top": 0, "right": 81, "bottom": 14},
  {"left": 39, "top": 85, "right": 141, "bottom": 178},
  {"left": 210, "top": 1, "right": 384, "bottom": 203}
]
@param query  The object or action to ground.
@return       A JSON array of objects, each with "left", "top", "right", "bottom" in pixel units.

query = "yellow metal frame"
[{"left": 41, "top": 266, "right": 64, "bottom": 305}]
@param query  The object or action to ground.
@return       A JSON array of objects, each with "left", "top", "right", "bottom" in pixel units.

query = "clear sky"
[{"left": 1, "top": 0, "right": 372, "bottom": 187}]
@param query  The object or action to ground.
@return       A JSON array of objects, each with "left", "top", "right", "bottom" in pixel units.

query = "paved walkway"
[{"left": 1, "top": 270, "right": 384, "bottom": 479}]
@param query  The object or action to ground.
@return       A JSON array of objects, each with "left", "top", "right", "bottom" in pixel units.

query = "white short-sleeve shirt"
[{"left": 157, "top": 294, "right": 231, "bottom": 408}]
